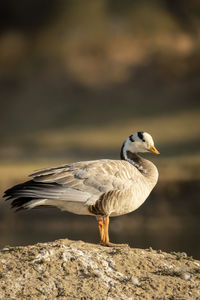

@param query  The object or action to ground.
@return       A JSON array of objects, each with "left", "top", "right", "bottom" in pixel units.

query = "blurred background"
[{"left": 0, "top": 0, "right": 200, "bottom": 258}]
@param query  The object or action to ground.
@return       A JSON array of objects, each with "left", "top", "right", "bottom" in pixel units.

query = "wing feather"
[
  {"left": 5, "top": 159, "right": 138, "bottom": 214},
  {"left": 30, "top": 159, "right": 135, "bottom": 194}
]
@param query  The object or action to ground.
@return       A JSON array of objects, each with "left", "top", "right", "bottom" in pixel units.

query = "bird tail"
[{"left": 3, "top": 180, "right": 58, "bottom": 211}]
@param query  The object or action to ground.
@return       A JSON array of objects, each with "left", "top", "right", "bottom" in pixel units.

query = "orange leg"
[
  {"left": 97, "top": 219, "right": 105, "bottom": 244},
  {"left": 103, "top": 216, "right": 110, "bottom": 244},
  {"left": 97, "top": 216, "right": 122, "bottom": 247}
]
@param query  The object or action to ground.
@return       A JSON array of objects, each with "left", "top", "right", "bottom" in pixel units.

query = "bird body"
[{"left": 4, "top": 131, "right": 159, "bottom": 246}]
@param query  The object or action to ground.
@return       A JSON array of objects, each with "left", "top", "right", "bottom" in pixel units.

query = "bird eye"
[{"left": 129, "top": 135, "right": 135, "bottom": 142}]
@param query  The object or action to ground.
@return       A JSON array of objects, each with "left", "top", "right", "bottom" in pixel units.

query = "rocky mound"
[{"left": 0, "top": 239, "right": 200, "bottom": 299}]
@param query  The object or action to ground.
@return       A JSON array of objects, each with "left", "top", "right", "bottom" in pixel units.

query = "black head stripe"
[
  {"left": 138, "top": 131, "right": 145, "bottom": 142},
  {"left": 129, "top": 135, "right": 135, "bottom": 142}
]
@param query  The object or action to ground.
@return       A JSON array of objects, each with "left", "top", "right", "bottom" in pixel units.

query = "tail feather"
[
  {"left": 4, "top": 178, "right": 94, "bottom": 212},
  {"left": 4, "top": 180, "right": 57, "bottom": 211},
  {"left": 11, "top": 197, "right": 35, "bottom": 211}
]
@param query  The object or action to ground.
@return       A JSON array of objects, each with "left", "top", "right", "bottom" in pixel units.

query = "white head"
[{"left": 121, "top": 131, "right": 159, "bottom": 160}]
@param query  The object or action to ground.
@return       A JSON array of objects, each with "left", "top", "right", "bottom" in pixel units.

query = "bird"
[{"left": 4, "top": 131, "right": 159, "bottom": 247}]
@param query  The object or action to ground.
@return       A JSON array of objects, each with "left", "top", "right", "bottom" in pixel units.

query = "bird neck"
[
  {"left": 120, "top": 143, "right": 159, "bottom": 184},
  {"left": 120, "top": 143, "right": 149, "bottom": 175},
  {"left": 122, "top": 151, "right": 147, "bottom": 173}
]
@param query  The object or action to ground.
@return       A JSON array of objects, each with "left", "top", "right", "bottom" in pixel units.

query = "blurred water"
[{"left": 1, "top": 180, "right": 200, "bottom": 259}]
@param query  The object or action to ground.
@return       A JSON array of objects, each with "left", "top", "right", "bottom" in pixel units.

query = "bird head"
[{"left": 121, "top": 132, "right": 159, "bottom": 159}]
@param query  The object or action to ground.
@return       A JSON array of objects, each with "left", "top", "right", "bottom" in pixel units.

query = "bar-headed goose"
[{"left": 4, "top": 131, "right": 159, "bottom": 246}]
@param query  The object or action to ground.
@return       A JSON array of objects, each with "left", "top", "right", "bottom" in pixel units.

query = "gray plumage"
[{"left": 4, "top": 131, "right": 159, "bottom": 246}]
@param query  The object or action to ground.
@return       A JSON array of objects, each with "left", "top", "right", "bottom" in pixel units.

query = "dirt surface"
[{"left": 0, "top": 239, "right": 200, "bottom": 300}]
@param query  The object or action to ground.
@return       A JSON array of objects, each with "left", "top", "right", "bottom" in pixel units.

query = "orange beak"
[{"left": 148, "top": 145, "right": 160, "bottom": 155}]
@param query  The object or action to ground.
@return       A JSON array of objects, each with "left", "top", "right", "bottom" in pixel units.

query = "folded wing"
[{"left": 4, "top": 159, "right": 135, "bottom": 214}]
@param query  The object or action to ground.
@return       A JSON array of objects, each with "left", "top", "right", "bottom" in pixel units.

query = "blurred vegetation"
[
  {"left": 0, "top": 0, "right": 200, "bottom": 255},
  {"left": 0, "top": 2, "right": 200, "bottom": 165},
  {"left": 0, "top": 0, "right": 199, "bottom": 181}
]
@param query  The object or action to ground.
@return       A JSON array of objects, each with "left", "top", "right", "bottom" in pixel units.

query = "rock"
[
  {"left": 131, "top": 275, "right": 140, "bottom": 285},
  {"left": 0, "top": 239, "right": 200, "bottom": 299}
]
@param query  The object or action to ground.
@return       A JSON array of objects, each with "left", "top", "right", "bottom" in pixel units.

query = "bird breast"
[{"left": 88, "top": 162, "right": 157, "bottom": 217}]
